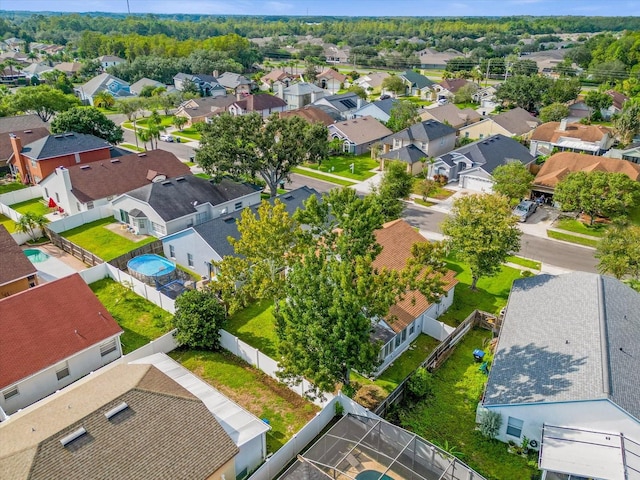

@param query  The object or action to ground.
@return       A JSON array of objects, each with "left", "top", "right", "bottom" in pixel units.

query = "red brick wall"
[{"left": 25, "top": 147, "right": 111, "bottom": 184}]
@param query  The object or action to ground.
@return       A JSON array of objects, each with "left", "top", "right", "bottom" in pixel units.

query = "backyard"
[
  {"left": 89, "top": 278, "right": 173, "bottom": 354},
  {"left": 10, "top": 198, "right": 50, "bottom": 216},
  {"left": 60, "top": 217, "right": 156, "bottom": 261},
  {"left": 0, "top": 181, "right": 27, "bottom": 195},
  {"left": 0, "top": 214, "right": 16, "bottom": 233},
  {"left": 170, "top": 348, "right": 319, "bottom": 453},
  {"left": 397, "top": 328, "right": 539, "bottom": 480},
  {"left": 302, "top": 153, "right": 379, "bottom": 181}
]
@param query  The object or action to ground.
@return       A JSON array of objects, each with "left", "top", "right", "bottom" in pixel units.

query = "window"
[
  {"left": 30, "top": 159, "right": 36, "bottom": 167},
  {"left": 76, "top": 202, "right": 81, "bottom": 211},
  {"left": 169, "top": 245, "right": 175, "bottom": 258},
  {"left": 409, "top": 322, "right": 415, "bottom": 335},
  {"left": 55, "top": 192, "right": 60, "bottom": 203},
  {"left": 100, "top": 339, "right": 117, "bottom": 357},
  {"left": 86, "top": 201, "right": 94, "bottom": 210},
  {"left": 401, "top": 328, "right": 407, "bottom": 343},
  {"left": 120, "top": 209, "right": 129, "bottom": 224},
  {"left": 234, "top": 201, "right": 243, "bottom": 210},
  {"left": 440, "top": 138, "right": 445, "bottom": 145},
  {"left": 56, "top": 362, "right": 70, "bottom": 381},
  {"left": 479, "top": 134, "right": 484, "bottom": 139},
  {"left": 187, "top": 253, "right": 194, "bottom": 267},
  {"left": 395, "top": 335, "right": 401, "bottom": 347},
  {"left": 506, "top": 417, "right": 524, "bottom": 438},
  {"left": 44, "top": 187, "right": 49, "bottom": 197},
  {"left": 3, "top": 386, "right": 18, "bottom": 400},
  {"left": 465, "top": 132, "right": 470, "bottom": 138},
  {"left": 28, "top": 275, "right": 37, "bottom": 288},
  {"left": 151, "top": 222, "right": 166, "bottom": 236}
]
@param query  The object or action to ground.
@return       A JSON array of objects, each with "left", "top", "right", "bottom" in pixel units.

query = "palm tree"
[
  {"left": 137, "top": 128, "right": 151, "bottom": 151},
  {"left": 93, "top": 90, "right": 115, "bottom": 109},
  {"left": 27, "top": 51, "right": 39, "bottom": 63},
  {"left": 15, "top": 212, "right": 48, "bottom": 242},
  {"left": 1, "top": 59, "right": 22, "bottom": 85}
]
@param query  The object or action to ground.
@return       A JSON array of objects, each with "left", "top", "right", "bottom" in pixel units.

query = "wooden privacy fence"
[
  {"left": 45, "top": 227, "right": 104, "bottom": 266},
  {"left": 373, "top": 310, "right": 497, "bottom": 417}
]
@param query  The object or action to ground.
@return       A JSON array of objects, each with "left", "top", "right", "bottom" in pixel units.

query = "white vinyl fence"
[
  {"left": 47, "top": 205, "right": 113, "bottom": 233},
  {"left": 0, "top": 186, "right": 44, "bottom": 245},
  {"left": 119, "top": 330, "right": 179, "bottom": 362}
]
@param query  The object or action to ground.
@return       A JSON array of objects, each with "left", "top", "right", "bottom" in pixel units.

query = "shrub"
[
  {"left": 406, "top": 367, "right": 433, "bottom": 400},
  {"left": 521, "top": 270, "right": 534, "bottom": 278},
  {"left": 172, "top": 289, "right": 227, "bottom": 350},
  {"left": 354, "top": 384, "right": 386, "bottom": 409},
  {"left": 479, "top": 410, "right": 503, "bottom": 439}
]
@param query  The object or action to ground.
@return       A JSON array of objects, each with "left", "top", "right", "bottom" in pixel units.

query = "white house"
[
  {"left": 39, "top": 150, "right": 191, "bottom": 216},
  {"left": 278, "top": 82, "right": 326, "bottom": 110},
  {"left": 227, "top": 93, "right": 288, "bottom": 118},
  {"left": 316, "top": 68, "right": 347, "bottom": 94},
  {"left": 96, "top": 55, "right": 125, "bottom": 70},
  {"left": 480, "top": 272, "right": 640, "bottom": 480},
  {"left": 0, "top": 274, "right": 123, "bottom": 415},
  {"left": 111, "top": 176, "right": 262, "bottom": 238}
]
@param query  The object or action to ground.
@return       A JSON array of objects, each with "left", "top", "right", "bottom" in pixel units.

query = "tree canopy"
[
  {"left": 596, "top": 221, "right": 640, "bottom": 280},
  {"left": 491, "top": 162, "right": 535, "bottom": 202},
  {"left": 539, "top": 102, "right": 570, "bottom": 123},
  {"left": 614, "top": 101, "right": 640, "bottom": 146},
  {"left": 172, "top": 289, "right": 227, "bottom": 350},
  {"left": 382, "top": 75, "right": 406, "bottom": 95},
  {"left": 376, "top": 161, "right": 413, "bottom": 221},
  {"left": 386, "top": 100, "right": 419, "bottom": 132},
  {"left": 50, "top": 106, "right": 124, "bottom": 144},
  {"left": 9, "top": 85, "right": 79, "bottom": 122}
]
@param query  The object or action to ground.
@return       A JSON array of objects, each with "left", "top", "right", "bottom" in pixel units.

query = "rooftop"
[
  {"left": 491, "top": 107, "right": 541, "bottom": 136},
  {"left": 383, "top": 119, "right": 456, "bottom": 144},
  {"left": 446, "top": 134, "right": 535, "bottom": 174},
  {"left": 531, "top": 121, "right": 611, "bottom": 144},
  {"left": 0, "top": 126, "right": 49, "bottom": 161},
  {"left": 0, "top": 225, "right": 36, "bottom": 287},
  {"left": 20, "top": 132, "right": 110, "bottom": 161},
  {"left": 329, "top": 116, "right": 393, "bottom": 145}
]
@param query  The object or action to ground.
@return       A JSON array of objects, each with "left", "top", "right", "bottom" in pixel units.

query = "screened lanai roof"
[{"left": 279, "top": 414, "right": 486, "bottom": 480}]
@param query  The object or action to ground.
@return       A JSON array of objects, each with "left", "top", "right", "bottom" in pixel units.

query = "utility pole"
[
  {"left": 484, "top": 59, "right": 491, "bottom": 88},
  {"left": 126, "top": 0, "right": 131, "bottom": 14}
]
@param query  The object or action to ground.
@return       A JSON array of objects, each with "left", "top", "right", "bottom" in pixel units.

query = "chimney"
[
  {"left": 277, "top": 82, "right": 284, "bottom": 99},
  {"left": 56, "top": 166, "right": 74, "bottom": 212},
  {"left": 559, "top": 118, "right": 568, "bottom": 132},
  {"left": 247, "top": 94, "right": 254, "bottom": 112},
  {"left": 236, "top": 92, "right": 243, "bottom": 101},
  {"left": 357, "top": 98, "right": 362, "bottom": 109},
  {"left": 213, "top": 70, "right": 219, "bottom": 78},
  {"left": 311, "top": 90, "right": 318, "bottom": 103},
  {"left": 9, "top": 135, "right": 28, "bottom": 184}
]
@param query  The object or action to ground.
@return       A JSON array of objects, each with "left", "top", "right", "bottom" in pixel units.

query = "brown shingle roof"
[
  {"left": 262, "top": 68, "right": 290, "bottom": 83},
  {"left": 606, "top": 90, "right": 629, "bottom": 111},
  {"left": 491, "top": 107, "right": 541, "bottom": 136},
  {"left": 0, "top": 364, "right": 239, "bottom": 480},
  {"left": 373, "top": 219, "right": 458, "bottom": 333},
  {"left": 438, "top": 78, "right": 472, "bottom": 94},
  {"left": 0, "top": 127, "right": 49, "bottom": 161},
  {"left": 0, "top": 274, "right": 122, "bottom": 388},
  {"left": 0, "top": 225, "right": 36, "bottom": 287},
  {"left": 58, "top": 150, "right": 191, "bottom": 203},
  {"left": 0, "top": 114, "right": 48, "bottom": 135},
  {"left": 531, "top": 121, "right": 611, "bottom": 143},
  {"left": 317, "top": 68, "right": 347, "bottom": 82},
  {"left": 534, "top": 152, "right": 640, "bottom": 189},
  {"left": 421, "top": 103, "right": 482, "bottom": 129},
  {"left": 330, "top": 116, "right": 392, "bottom": 145},
  {"left": 234, "top": 93, "right": 287, "bottom": 112},
  {"left": 279, "top": 105, "right": 335, "bottom": 126}
]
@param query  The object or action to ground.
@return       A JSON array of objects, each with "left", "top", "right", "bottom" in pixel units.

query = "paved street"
[
  {"left": 286, "top": 173, "right": 337, "bottom": 193},
  {"left": 121, "top": 128, "right": 197, "bottom": 161}
]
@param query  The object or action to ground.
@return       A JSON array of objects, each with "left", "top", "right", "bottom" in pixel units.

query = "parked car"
[
  {"left": 160, "top": 134, "right": 174, "bottom": 142},
  {"left": 437, "top": 98, "right": 449, "bottom": 106},
  {"left": 513, "top": 200, "right": 537, "bottom": 222},
  {"left": 379, "top": 94, "right": 391, "bottom": 100}
]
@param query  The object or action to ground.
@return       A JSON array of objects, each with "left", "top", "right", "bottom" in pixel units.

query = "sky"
[{"left": 6, "top": 0, "right": 640, "bottom": 17}]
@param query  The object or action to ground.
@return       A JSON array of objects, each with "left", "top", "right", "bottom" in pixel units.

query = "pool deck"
[{"left": 22, "top": 243, "right": 87, "bottom": 283}]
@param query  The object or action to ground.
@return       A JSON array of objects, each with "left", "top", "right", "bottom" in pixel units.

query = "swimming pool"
[
  {"left": 24, "top": 249, "right": 50, "bottom": 263},
  {"left": 127, "top": 254, "right": 176, "bottom": 277},
  {"left": 355, "top": 470, "right": 394, "bottom": 480}
]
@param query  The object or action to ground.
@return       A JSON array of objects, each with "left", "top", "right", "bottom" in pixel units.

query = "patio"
[
  {"left": 103, "top": 221, "right": 152, "bottom": 242},
  {"left": 23, "top": 244, "right": 86, "bottom": 283}
]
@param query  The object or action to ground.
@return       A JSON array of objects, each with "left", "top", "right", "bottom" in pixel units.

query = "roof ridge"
[{"left": 597, "top": 274, "right": 612, "bottom": 397}]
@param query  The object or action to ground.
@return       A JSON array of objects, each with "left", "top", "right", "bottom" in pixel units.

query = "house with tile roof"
[
  {"left": 161, "top": 187, "right": 319, "bottom": 279},
  {"left": 111, "top": 176, "right": 261, "bottom": 237},
  {"left": 458, "top": 107, "right": 541, "bottom": 142},
  {"left": 228, "top": 93, "right": 288, "bottom": 117},
  {"left": 327, "top": 116, "right": 392, "bottom": 155},
  {"left": 429, "top": 134, "right": 535, "bottom": 192},
  {"left": 9, "top": 132, "right": 112, "bottom": 185},
  {"left": 373, "top": 220, "right": 458, "bottom": 374},
  {"left": 479, "top": 272, "right": 640, "bottom": 480},
  {"left": 530, "top": 120, "right": 614, "bottom": 156},
  {"left": 312, "top": 92, "right": 368, "bottom": 120},
  {"left": 0, "top": 225, "right": 37, "bottom": 298},
  {"left": 0, "top": 360, "right": 247, "bottom": 480},
  {"left": 39, "top": 150, "right": 191, "bottom": 216},
  {"left": 0, "top": 274, "right": 123, "bottom": 415},
  {"left": 75, "top": 72, "right": 132, "bottom": 105},
  {"left": 316, "top": 67, "right": 347, "bottom": 94}
]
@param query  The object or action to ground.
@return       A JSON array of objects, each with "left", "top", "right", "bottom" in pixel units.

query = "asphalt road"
[
  {"left": 402, "top": 204, "right": 599, "bottom": 273},
  {"left": 285, "top": 173, "right": 338, "bottom": 193},
  {"left": 122, "top": 128, "right": 197, "bottom": 161}
]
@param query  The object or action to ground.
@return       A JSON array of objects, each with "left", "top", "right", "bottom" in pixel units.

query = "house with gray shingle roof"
[
  {"left": 312, "top": 92, "right": 367, "bottom": 120},
  {"left": 129, "top": 77, "right": 166, "bottom": 95},
  {"left": 328, "top": 116, "right": 392, "bottom": 155},
  {"left": 279, "top": 82, "right": 327, "bottom": 110},
  {"left": 480, "top": 272, "right": 640, "bottom": 480},
  {"left": 398, "top": 70, "right": 435, "bottom": 98},
  {"left": 75, "top": 72, "right": 132, "bottom": 105},
  {"left": 216, "top": 72, "right": 255, "bottom": 95},
  {"left": 352, "top": 98, "right": 398, "bottom": 123}
]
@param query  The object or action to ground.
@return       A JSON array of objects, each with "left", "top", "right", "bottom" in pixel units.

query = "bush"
[
  {"left": 354, "top": 384, "right": 387, "bottom": 409},
  {"left": 479, "top": 410, "right": 503, "bottom": 439},
  {"left": 406, "top": 367, "right": 433, "bottom": 400},
  {"left": 520, "top": 270, "right": 534, "bottom": 278},
  {"left": 172, "top": 289, "right": 227, "bottom": 350}
]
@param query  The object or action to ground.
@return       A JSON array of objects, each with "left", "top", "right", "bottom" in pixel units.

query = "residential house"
[
  {"left": 111, "top": 176, "right": 261, "bottom": 238},
  {"left": 174, "top": 95, "right": 236, "bottom": 126},
  {"left": 0, "top": 65, "right": 26, "bottom": 84},
  {"left": 216, "top": 72, "right": 254, "bottom": 95},
  {"left": 323, "top": 44, "right": 350, "bottom": 64},
  {"left": 2, "top": 37, "right": 26, "bottom": 52},
  {"left": 351, "top": 98, "right": 398, "bottom": 123},
  {"left": 53, "top": 61, "right": 83, "bottom": 77},
  {"left": 532, "top": 151, "right": 640, "bottom": 197},
  {"left": 328, "top": 116, "right": 393, "bottom": 155},
  {"left": 312, "top": 92, "right": 367, "bottom": 120},
  {"left": 75, "top": 72, "right": 132, "bottom": 105},
  {"left": 420, "top": 103, "right": 483, "bottom": 132},
  {"left": 278, "top": 82, "right": 326, "bottom": 110},
  {"left": 316, "top": 68, "right": 347, "bottom": 94},
  {"left": 605, "top": 142, "right": 640, "bottom": 165},
  {"left": 189, "top": 73, "right": 227, "bottom": 97},
  {"left": 39, "top": 150, "right": 191, "bottom": 216},
  {"left": 0, "top": 225, "right": 37, "bottom": 298},
  {"left": 20, "top": 62, "right": 54, "bottom": 81},
  {"left": 173, "top": 72, "right": 195, "bottom": 91},
  {"left": 129, "top": 77, "right": 166, "bottom": 96},
  {"left": 472, "top": 85, "right": 497, "bottom": 107},
  {"left": 373, "top": 220, "right": 458, "bottom": 374},
  {"left": 227, "top": 93, "right": 288, "bottom": 118},
  {"left": 429, "top": 134, "right": 535, "bottom": 191},
  {"left": 433, "top": 78, "right": 477, "bottom": 102},
  {"left": 0, "top": 274, "right": 122, "bottom": 415},
  {"left": 480, "top": 272, "right": 640, "bottom": 480},
  {"left": 162, "top": 187, "right": 319, "bottom": 279},
  {"left": 417, "top": 48, "right": 464, "bottom": 69},
  {"left": 279, "top": 106, "right": 335, "bottom": 126},
  {"left": 378, "top": 120, "right": 457, "bottom": 175},
  {"left": 354, "top": 72, "right": 390, "bottom": 91},
  {"left": 96, "top": 54, "right": 126, "bottom": 70},
  {"left": 458, "top": 107, "right": 541, "bottom": 142},
  {"left": 260, "top": 68, "right": 293, "bottom": 91},
  {"left": 604, "top": 90, "right": 629, "bottom": 119},
  {"left": 9, "top": 132, "right": 112, "bottom": 185},
  {"left": 529, "top": 119, "right": 614, "bottom": 156},
  {"left": 0, "top": 114, "right": 49, "bottom": 170},
  {"left": 523, "top": 50, "right": 570, "bottom": 76},
  {"left": 398, "top": 70, "right": 434, "bottom": 98},
  {"left": 0, "top": 360, "right": 248, "bottom": 480}
]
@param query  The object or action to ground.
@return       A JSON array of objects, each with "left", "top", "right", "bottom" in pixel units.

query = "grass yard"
[
  {"left": 174, "top": 127, "right": 201, "bottom": 141},
  {"left": 304, "top": 153, "right": 378, "bottom": 181},
  {"left": 412, "top": 198, "right": 435, "bottom": 208},
  {"left": 0, "top": 182, "right": 27, "bottom": 195},
  {"left": 439, "top": 254, "right": 522, "bottom": 327},
  {"left": 454, "top": 102, "right": 479, "bottom": 110},
  {"left": 411, "top": 178, "right": 455, "bottom": 199},
  {"left": 291, "top": 167, "right": 357, "bottom": 186},
  {"left": 506, "top": 255, "right": 541, "bottom": 270},
  {"left": 10, "top": 198, "right": 50, "bottom": 216},
  {"left": 120, "top": 142, "right": 145, "bottom": 152},
  {"left": 60, "top": 217, "right": 156, "bottom": 261},
  {"left": 555, "top": 217, "right": 607, "bottom": 238},
  {"left": 195, "top": 172, "right": 212, "bottom": 179},
  {"left": 170, "top": 348, "right": 319, "bottom": 453},
  {"left": 135, "top": 115, "right": 175, "bottom": 128},
  {"left": 89, "top": 278, "right": 172, "bottom": 354},
  {"left": 0, "top": 214, "right": 16, "bottom": 233},
  {"left": 547, "top": 229, "right": 599, "bottom": 248},
  {"left": 398, "top": 328, "right": 539, "bottom": 480},
  {"left": 226, "top": 300, "right": 278, "bottom": 357}
]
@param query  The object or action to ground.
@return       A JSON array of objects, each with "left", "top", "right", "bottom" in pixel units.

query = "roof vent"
[
  {"left": 105, "top": 402, "right": 129, "bottom": 420},
  {"left": 175, "top": 176, "right": 186, "bottom": 182},
  {"left": 110, "top": 159, "right": 121, "bottom": 163},
  {"left": 80, "top": 165, "right": 91, "bottom": 170},
  {"left": 283, "top": 194, "right": 294, "bottom": 200},
  {"left": 223, "top": 216, "right": 235, "bottom": 223},
  {"left": 60, "top": 427, "right": 87, "bottom": 447},
  {"left": 23, "top": 129, "right": 32, "bottom": 134},
  {"left": 161, "top": 181, "right": 172, "bottom": 186},
  {"left": 64, "top": 133, "right": 74, "bottom": 137},
  {"left": 137, "top": 153, "right": 147, "bottom": 157},
  {"left": 54, "top": 134, "right": 63, "bottom": 139}
]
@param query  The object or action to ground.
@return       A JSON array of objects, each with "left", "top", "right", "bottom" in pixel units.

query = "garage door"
[{"left": 461, "top": 175, "right": 494, "bottom": 193}]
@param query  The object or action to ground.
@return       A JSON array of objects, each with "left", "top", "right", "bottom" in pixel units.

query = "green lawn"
[
  {"left": 398, "top": 328, "right": 539, "bottom": 480},
  {"left": 411, "top": 178, "right": 456, "bottom": 199},
  {"left": 174, "top": 127, "right": 201, "bottom": 141},
  {"left": 89, "top": 278, "right": 172, "bottom": 354},
  {"left": 195, "top": 172, "right": 212, "bottom": 179},
  {"left": 413, "top": 198, "right": 435, "bottom": 208},
  {"left": 404, "top": 96, "right": 433, "bottom": 106},
  {"left": 547, "top": 230, "right": 599, "bottom": 248},
  {"left": 506, "top": 255, "right": 541, "bottom": 270},
  {"left": 555, "top": 218, "right": 607, "bottom": 238},
  {"left": 120, "top": 142, "right": 145, "bottom": 152},
  {"left": 10, "top": 198, "right": 50, "bottom": 216},
  {"left": 0, "top": 214, "right": 16, "bottom": 233},
  {"left": 135, "top": 114, "right": 175, "bottom": 128},
  {"left": 170, "top": 349, "right": 319, "bottom": 453},
  {"left": 226, "top": 300, "right": 278, "bottom": 357},
  {"left": 60, "top": 217, "right": 156, "bottom": 261},
  {"left": 454, "top": 102, "right": 479, "bottom": 109},
  {"left": 0, "top": 182, "right": 27, "bottom": 195},
  {"left": 184, "top": 161, "right": 196, "bottom": 167},
  {"left": 291, "top": 167, "right": 357, "bottom": 186},
  {"left": 439, "top": 254, "right": 522, "bottom": 327},
  {"left": 303, "top": 153, "right": 378, "bottom": 181}
]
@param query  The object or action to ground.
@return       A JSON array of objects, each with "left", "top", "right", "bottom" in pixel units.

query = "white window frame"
[
  {"left": 409, "top": 322, "right": 415, "bottom": 336},
  {"left": 187, "top": 253, "right": 194, "bottom": 267},
  {"left": 169, "top": 245, "right": 175, "bottom": 258},
  {"left": 86, "top": 201, "right": 94, "bottom": 210},
  {"left": 506, "top": 416, "right": 524, "bottom": 438},
  {"left": 100, "top": 338, "right": 117, "bottom": 357},
  {"left": 234, "top": 201, "right": 243, "bottom": 210}
]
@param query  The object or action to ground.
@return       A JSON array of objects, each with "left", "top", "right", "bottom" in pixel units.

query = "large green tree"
[
  {"left": 376, "top": 161, "right": 413, "bottom": 221},
  {"left": 495, "top": 75, "right": 553, "bottom": 112},
  {"left": 172, "top": 289, "right": 227, "bottom": 350},
  {"left": 584, "top": 91, "right": 613, "bottom": 120},
  {"left": 492, "top": 162, "right": 535, "bottom": 202},
  {"left": 197, "top": 113, "right": 329, "bottom": 197},
  {"left": 386, "top": 100, "right": 419, "bottom": 132},
  {"left": 614, "top": 101, "right": 640, "bottom": 146},
  {"left": 381, "top": 75, "right": 406, "bottom": 96},
  {"left": 539, "top": 102, "right": 570, "bottom": 122},
  {"left": 9, "top": 85, "right": 79, "bottom": 121},
  {"left": 51, "top": 106, "right": 124, "bottom": 143},
  {"left": 554, "top": 171, "right": 640, "bottom": 224},
  {"left": 543, "top": 77, "right": 581, "bottom": 105},
  {"left": 596, "top": 221, "right": 640, "bottom": 280},
  {"left": 442, "top": 193, "right": 521, "bottom": 290}
]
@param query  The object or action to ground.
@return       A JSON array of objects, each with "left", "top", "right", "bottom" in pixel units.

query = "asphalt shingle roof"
[
  {"left": 449, "top": 134, "right": 534, "bottom": 174},
  {"left": 0, "top": 225, "right": 36, "bottom": 287},
  {"left": 0, "top": 126, "right": 49, "bottom": 161},
  {"left": 399, "top": 70, "right": 434, "bottom": 90},
  {"left": 379, "top": 144, "right": 428, "bottom": 165},
  {"left": 79, "top": 72, "right": 129, "bottom": 97},
  {"left": 491, "top": 107, "right": 541, "bottom": 136},
  {"left": 383, "top": 119, "right": 456, "bottom": 144},
  {"left": 21, "top": 132, "right": 110, "bottom": 160},
  {"left": 0, "top": 114, "right": 47, "bottom": 135},
  {"left": 484, "top": 273, "right": 640, "bottom": 419}
]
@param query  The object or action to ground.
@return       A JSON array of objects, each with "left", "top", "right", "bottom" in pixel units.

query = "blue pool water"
[
  {"left": 355, "top": 470, "right": 394, "bottom": 480},
  {"left": 24, "top": 249, "right": 50, "bottom": 263},
  {"left": 127, "top": 254, "right": 176, "bottom": 277}
]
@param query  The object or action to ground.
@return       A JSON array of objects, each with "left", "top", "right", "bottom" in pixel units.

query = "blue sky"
[{"left": 7, "top": 0, "right": 640, "bottom": 17}]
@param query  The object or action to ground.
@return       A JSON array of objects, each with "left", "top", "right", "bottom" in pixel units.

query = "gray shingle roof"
[
  {"left": 379, "top": 144, "right": 427, "bottom": 165},
  {"left": 21, "top": 132, "right": 110, "bottom": 160},
  {"left": 316, "top": 92, "right": 366, "bottom": 112},
  {"left": 129, "top": 77, "right": 165, "bottom": 94},
  {"left": 191, "top": 187, "right": 320, "bottom": 258},
  {"left": 492, "top": 107, "right": 541, "bottom": 136},
  {"left": 450, "top": 134, "right": 534, "bottom": 174},
  {"left": 217, "top": 72, "right": 252, "bottom": 89},
  {"left": 125, "top": 176, "right": 259, "bottom": 222},
  {"left": 484, "top": 273, "right": 640, "bottom": 419},
  {"left": 284, "top": 82, "right": 324, "bottom": 95},
  {"left": 0, "top": 114, "right": 47, "bottom": 134},
  {"left": 399, "top": 70, "right": 434, "bottom": 89},
  {"left": 79, "top": 72, "right": 129, "bottom": 97},
  {"left": 383, "top": 119, "right": 456, "bottom": 144}
]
